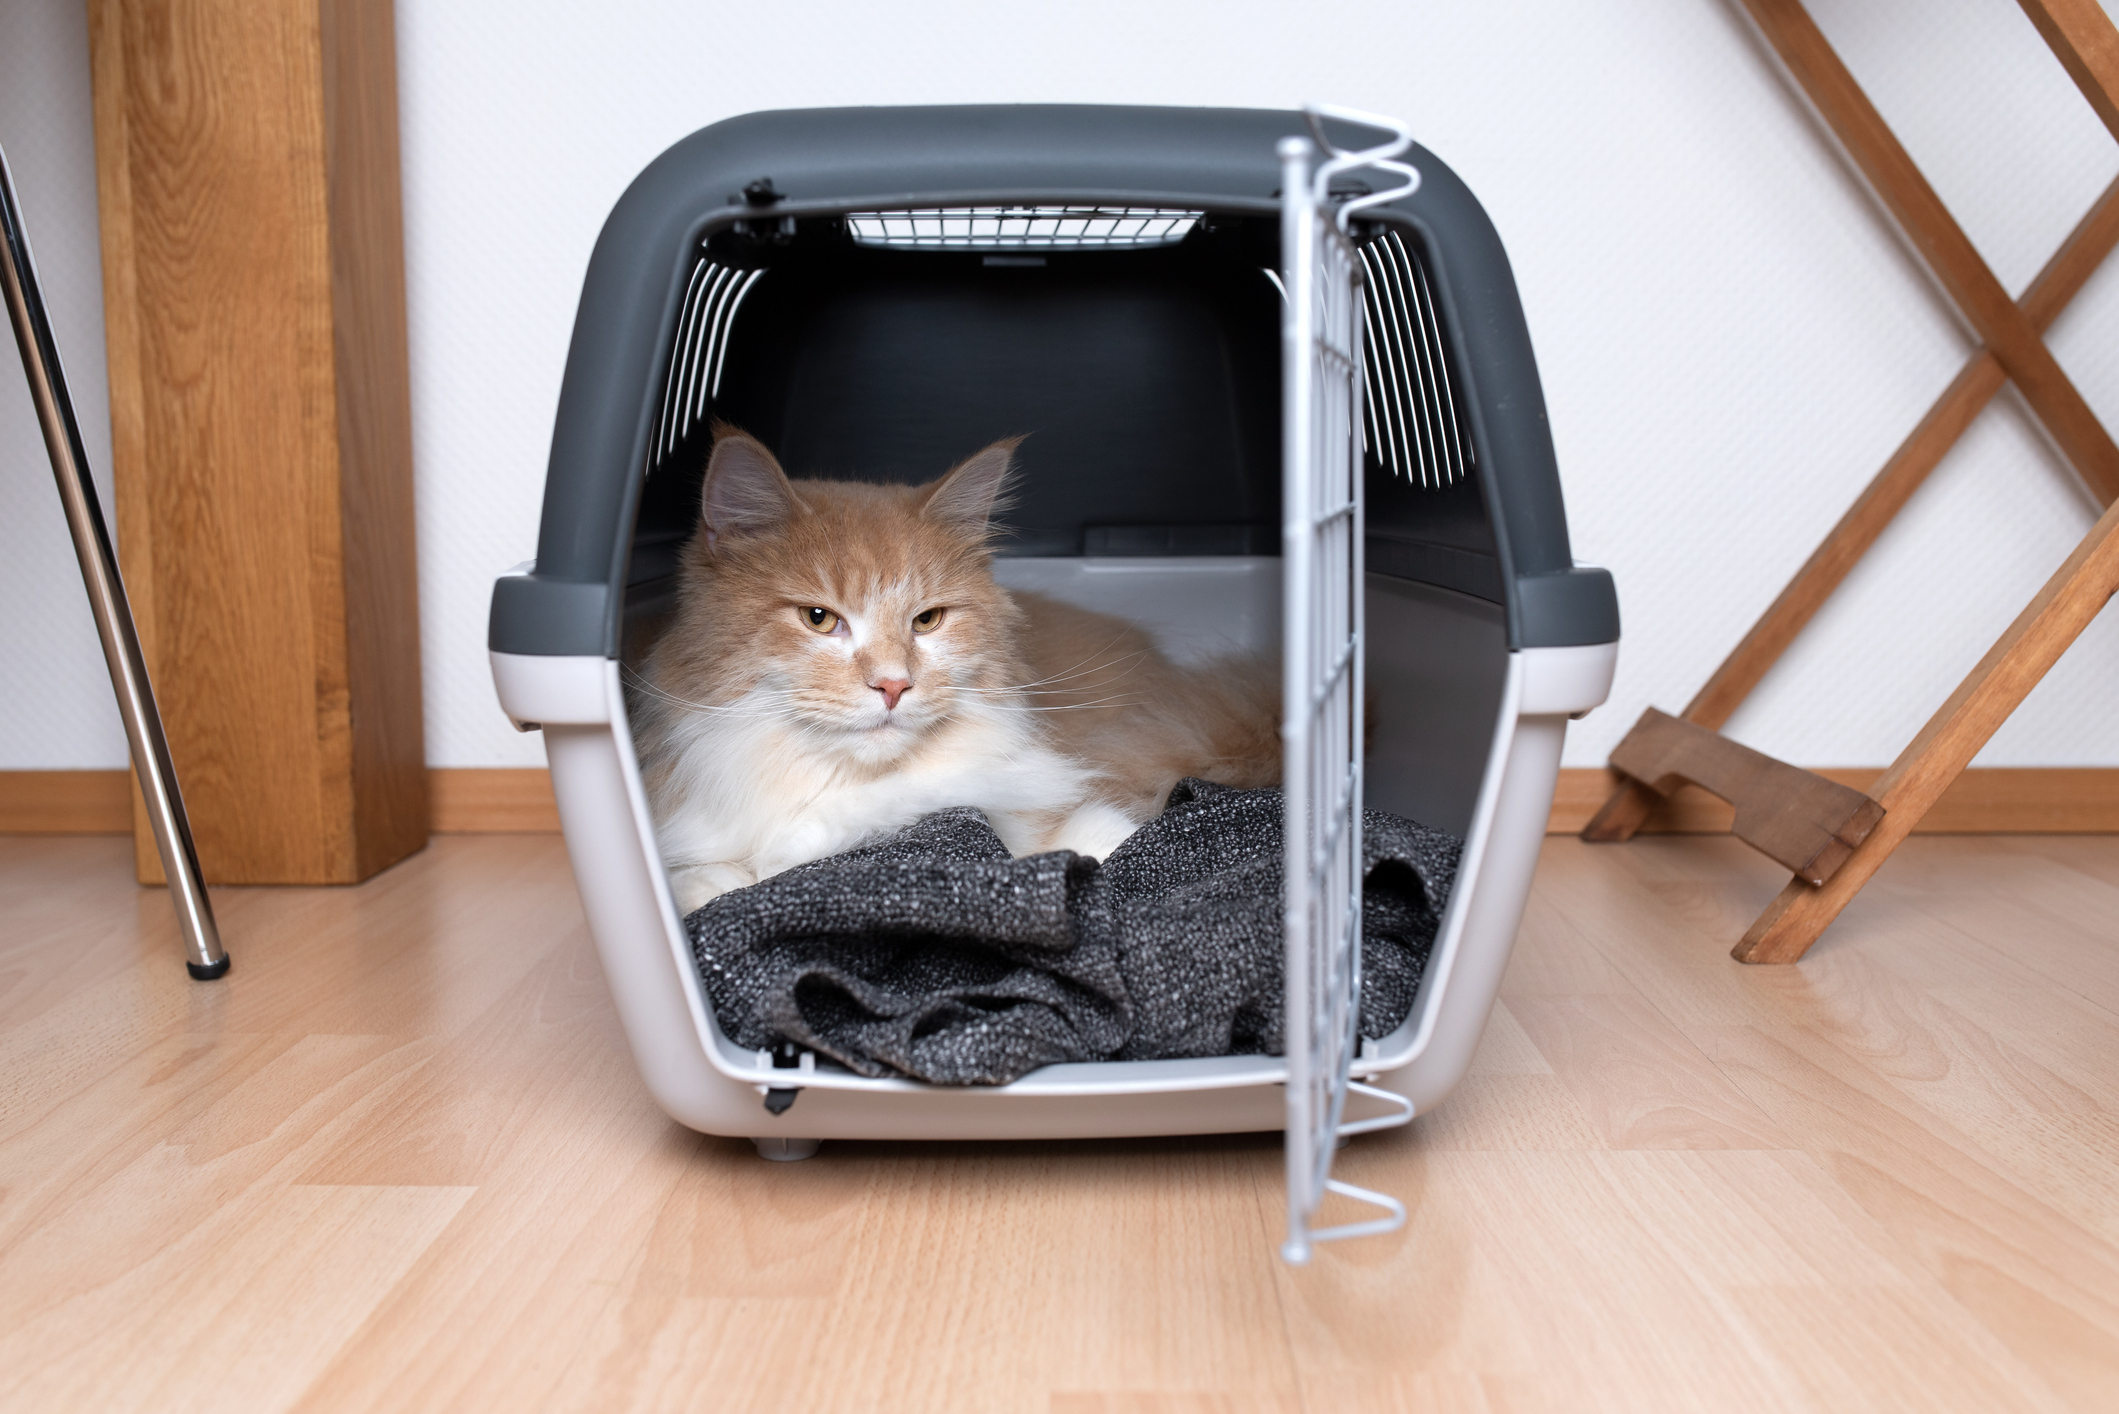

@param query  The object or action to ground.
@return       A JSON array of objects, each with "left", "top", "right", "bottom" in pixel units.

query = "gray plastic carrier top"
[{"left": 488, "top": 104, "right": 1618, "bottom": 660}]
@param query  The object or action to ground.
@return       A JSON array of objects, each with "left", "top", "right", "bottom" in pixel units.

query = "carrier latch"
[{"left": 761, "top": 1039, "right": 811, "bottom": 1114}]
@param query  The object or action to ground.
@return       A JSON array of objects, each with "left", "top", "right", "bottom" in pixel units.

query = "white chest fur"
[{"left": 647, "top": 691, "right": 1109, "bottom": 913}]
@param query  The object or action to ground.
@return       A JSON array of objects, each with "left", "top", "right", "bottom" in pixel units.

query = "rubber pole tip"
[{"left": 186, "top": 956, "right": 231, "bottom": 981}]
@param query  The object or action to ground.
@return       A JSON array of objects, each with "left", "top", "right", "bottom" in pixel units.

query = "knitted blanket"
[{"left": 683, "top": 779, "right": 1460, "bottom": 1086}]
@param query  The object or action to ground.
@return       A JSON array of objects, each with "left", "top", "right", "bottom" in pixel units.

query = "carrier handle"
[{"left": 1300, "top": 102, "right": 1423, "bottom": 232}]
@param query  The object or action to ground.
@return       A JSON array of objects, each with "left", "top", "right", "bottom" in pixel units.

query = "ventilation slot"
[
  {"left": 846, "top": 206, "right": 1201, "bottom": 249},
  {"left": 1357, "top": 230, "right": 1472, "bottom": 489},
  {"left": 649, "top": 256, "right": 764, "bottom": 471}
]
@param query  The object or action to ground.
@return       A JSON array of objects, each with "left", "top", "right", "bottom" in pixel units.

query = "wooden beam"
[
  {"left": 1739, "top": 0, "right": 2119, "bottom": 505},
  {"left": 2018, "top": 0, "right": 2119, "bottom": 143},
  {"left": 88, "top": 0, "right": 425, "bottom": 885},
  {"left": 1597, "top": 708, "right": 1884, "bottom": 884},
  {"left": 1584, "top": 175, "right": 2119, "bottom": 842},
  {"left": 1736, "top": 494, "right": 2119, "bottom": 962}
]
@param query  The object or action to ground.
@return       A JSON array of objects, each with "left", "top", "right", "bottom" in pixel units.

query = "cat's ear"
[
  {"left": 700, "top": 425, "right": 798, "bottom": 554},
  {"left": 922, "top": 436, "right": 1022, "bottom": 534}
]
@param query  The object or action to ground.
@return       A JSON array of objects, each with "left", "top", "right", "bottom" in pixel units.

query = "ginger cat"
[{"left": 633, "top": 427, "right": 1279, "bottom": 913}]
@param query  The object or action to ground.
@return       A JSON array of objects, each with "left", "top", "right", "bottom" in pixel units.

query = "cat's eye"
[
  {"left": 912, "top": 607, "right": 945, "bottom": 634},
  {"left": 800, "top": 607, "right": 841, "bottom": 634}
]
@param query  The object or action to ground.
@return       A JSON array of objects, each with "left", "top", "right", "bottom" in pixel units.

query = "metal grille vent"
[
  {"left": 649, "top": 256, "right": 764, "bottom": 470},
  {"left": 846, "top": 206, "right": 1201, "bottom": 249},
  {"left": 1357, "top": 230, "right": 1472, "bottom": 489}
]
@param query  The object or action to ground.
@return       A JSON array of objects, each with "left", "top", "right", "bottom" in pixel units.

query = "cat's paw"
[
  {"left": 667, "top": 861, "right": 756, "bottom": 915},
  {"left": 1046, "top": 801, "right": 1143, "bottom": 862}
]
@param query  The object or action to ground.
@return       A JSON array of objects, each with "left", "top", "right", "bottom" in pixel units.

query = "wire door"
[{"left": 1279, "top": 106, "right": 1422, "bottom": 1266}]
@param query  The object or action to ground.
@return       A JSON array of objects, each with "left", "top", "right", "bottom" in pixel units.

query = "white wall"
[
  {"left": 0, "top": 0, "right": 125, "bottom": 768},
  {"left": 5, "top": 0, "right": 2117, "bottom": 774}
]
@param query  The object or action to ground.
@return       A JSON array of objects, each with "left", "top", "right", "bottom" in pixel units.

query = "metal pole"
[{"left": 1, "top": 143, "right": 227, "bottom": 979}]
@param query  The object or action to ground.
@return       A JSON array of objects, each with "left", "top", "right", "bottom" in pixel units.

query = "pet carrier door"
[{"left": 1279, "top": 107, "right": 1420, "bottom": 1266}]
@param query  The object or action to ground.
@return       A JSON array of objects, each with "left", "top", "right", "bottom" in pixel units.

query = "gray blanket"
[{"left": 684, "top": 779, "right": 1460, "bottom": 1086}]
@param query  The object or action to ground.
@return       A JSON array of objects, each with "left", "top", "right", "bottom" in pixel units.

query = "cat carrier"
[{"left": 489, "top": 104, "right": 1618, "bottom": 1261}]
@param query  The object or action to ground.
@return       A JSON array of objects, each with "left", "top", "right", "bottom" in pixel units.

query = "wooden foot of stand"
[
  {"left": 1589, "top": 710, "right": 1884, "bottom": 884},
  {"left": 1737, "top": 497, "right": 2119, "bottom": 963}
]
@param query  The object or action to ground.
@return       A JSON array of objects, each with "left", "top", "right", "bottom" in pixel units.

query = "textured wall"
[{"left": 5, "top": 0, "right": 2116, "bottom": 771}]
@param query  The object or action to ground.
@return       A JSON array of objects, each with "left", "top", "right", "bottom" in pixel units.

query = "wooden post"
[{"left": 88, "top": 0, "right": 426, "bottom": 885}]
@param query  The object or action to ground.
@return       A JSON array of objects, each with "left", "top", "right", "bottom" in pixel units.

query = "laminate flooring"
[{"left": 3, "top": 831, "right": 2117, "bottom": 1413}]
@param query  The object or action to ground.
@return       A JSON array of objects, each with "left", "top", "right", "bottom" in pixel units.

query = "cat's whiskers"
[
  {"left": 1008, "top": 658, "right": 1147, "bottom": 692},
  {"left": 974, "top": 694, "right": 1146, "bottom": 713},
  {"left": 623, "top": 665, "right": 802, "bottom": 720},
  {"left": 948, "top": 654, "right": 1152, "bottom": 698},
  {"left": 630, "top": 687, "right": 799, "bottom": 721},
  {"left": 953, "top": 629, "right": 1148, "bottom": 695}
]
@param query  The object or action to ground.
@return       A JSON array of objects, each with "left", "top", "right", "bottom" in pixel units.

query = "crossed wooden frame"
[{"left": 1585, "top": 0, "right": 2119, "bottom": 963}]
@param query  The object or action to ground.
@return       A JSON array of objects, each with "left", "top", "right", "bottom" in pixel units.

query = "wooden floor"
[{"left": 4, "top": 831, "right": 2118, "bottom": 1413}]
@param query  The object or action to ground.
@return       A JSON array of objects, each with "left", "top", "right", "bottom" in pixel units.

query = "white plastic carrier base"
[{"left": 492, "top": 554, "right": 1615, "bottom": 1146}]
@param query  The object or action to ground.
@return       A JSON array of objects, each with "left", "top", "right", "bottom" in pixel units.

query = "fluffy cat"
[{"left": 633, "top": 426, "right": 1280, "bottom": 914}]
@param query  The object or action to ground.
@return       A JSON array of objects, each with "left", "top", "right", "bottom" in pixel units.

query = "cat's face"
[{"left": 652, "top": 429, "right": 1026, "bottom": 768}]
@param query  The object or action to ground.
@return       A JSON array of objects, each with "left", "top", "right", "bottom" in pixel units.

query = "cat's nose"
[{"left": 872, "top": 677, "right": 912, "bottom": 711}]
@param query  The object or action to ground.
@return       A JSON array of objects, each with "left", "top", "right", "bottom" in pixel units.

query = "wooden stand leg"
[
  {"left": 1583, "top": 32, "right": 2119, "bottom": 846},
  {"left": 1736, "top": 497, "right": 2119, "bottom": 962},
  {"left": 1584, "top": 0, "right": 2119, "bottom": 961}
]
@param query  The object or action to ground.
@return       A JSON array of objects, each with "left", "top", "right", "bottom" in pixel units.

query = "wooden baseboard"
[
  {"left": 1548, "top": 767, "right": 2119, "bottom": 834},
  {"left": 0, "top": 767, "right": 557, "bottom": 837},
  {"left": 6, "top": 766, "right": 2117, "bottom": 838},
  {"left": 426, "top": 768, "right": 560, "bottom": 833},
  {"left": 0, "top": 771, "right": 135, "bottom": 834}
]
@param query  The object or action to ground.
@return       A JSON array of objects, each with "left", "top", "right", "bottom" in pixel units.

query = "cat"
[{"left": 632, "top": 425, "right": 1280, "bottom": 914}]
